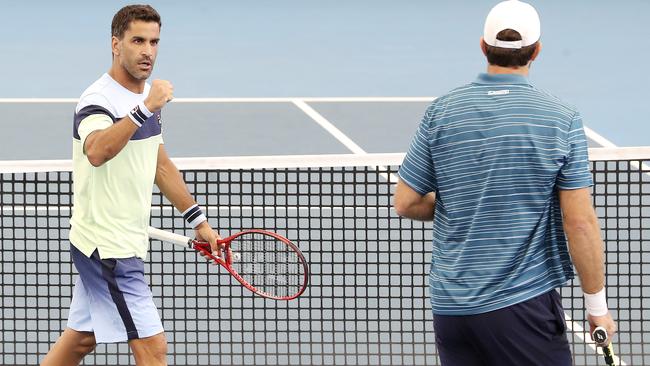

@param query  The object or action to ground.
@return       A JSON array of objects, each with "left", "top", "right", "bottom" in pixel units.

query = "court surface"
[
  {"left": 0, "top": 97, "right": 633, "bottom": 161},
  {"left": 1, "top": 0, "right": 649, "bottom": 153}
]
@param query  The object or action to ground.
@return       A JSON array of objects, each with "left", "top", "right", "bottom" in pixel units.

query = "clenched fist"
[{"left": 144, "top": 79, "right": 173, "bottom": 112}]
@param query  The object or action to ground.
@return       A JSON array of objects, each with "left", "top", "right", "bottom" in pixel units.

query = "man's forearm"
[
  {"left": 564, "top": 212, "right": 606, "bottom": 294},
  {"left": 397, "top": 193, "right": 436, "bottom": 221},
  {"left": 394, "top": 179, "right": 436, "bottom": 221},
  {"left": 85, "top": 117, "right": 138, "bottom": 167},
  {"left": 155, "top": 156, "right": 196, "bottom": 213}
]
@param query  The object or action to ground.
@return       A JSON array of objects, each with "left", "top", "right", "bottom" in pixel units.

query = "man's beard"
[{"left": 125, "top": 61, "right": 153, "bottom": 81}]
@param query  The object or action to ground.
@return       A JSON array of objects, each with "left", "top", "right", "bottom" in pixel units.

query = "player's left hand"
[{"left": 588, "top": 312, "right": 617, "bottom": 347}]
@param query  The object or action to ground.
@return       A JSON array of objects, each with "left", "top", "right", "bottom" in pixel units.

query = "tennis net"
[{"left": 1, "top": 148, "right": 648, "bottom": 365}]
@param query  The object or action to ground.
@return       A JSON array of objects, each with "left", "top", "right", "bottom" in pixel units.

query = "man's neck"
[
  {"left": 486, "top": 64, "right": 530, "bottom": 77},
  {"left": 108, "top": 64, "right": 146, "bottom": 94}
]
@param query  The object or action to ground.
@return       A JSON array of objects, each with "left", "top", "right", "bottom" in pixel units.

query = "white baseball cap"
[{"left": 483, "top": 0, "right": 540, "bottom": 49}]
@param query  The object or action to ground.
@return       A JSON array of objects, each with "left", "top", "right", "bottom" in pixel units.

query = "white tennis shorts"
[{"left": 67, "top": 245, "right": 164, "bottom": 343}]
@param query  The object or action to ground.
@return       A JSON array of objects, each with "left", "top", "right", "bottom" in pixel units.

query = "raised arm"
[
  {"left": 84, "top": 116, "right": 138, "bottom": 167},
  {"left": 84, "top": 79, "right": 173, "bottom": 167}
]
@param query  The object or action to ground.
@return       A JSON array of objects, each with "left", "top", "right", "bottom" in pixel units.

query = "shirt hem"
[{"left": 431, "top": 281, "right": 571, "bottom": 316}]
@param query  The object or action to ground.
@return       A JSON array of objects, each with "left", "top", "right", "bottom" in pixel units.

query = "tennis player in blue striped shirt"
[{"left": 394, "top": 1, "right": 616, "bottom": 365}]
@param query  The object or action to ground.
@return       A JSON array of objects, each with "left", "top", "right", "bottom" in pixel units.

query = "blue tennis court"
[{"left": 1, "top": 1, "right": 649, "bottom": 155}]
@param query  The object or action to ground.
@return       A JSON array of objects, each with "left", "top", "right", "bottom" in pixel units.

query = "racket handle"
[
  {"left": 592, "top": 326, "right": 608, "bottom": 344},
  {"left": 148, "top": 227, "right": 193, "bottom": 248},
  {"left": 592, "top": 326, "right": 616, "bottom": 366},
  {"left": 603, "top": 343, "right": 616, "bottom": 366}
]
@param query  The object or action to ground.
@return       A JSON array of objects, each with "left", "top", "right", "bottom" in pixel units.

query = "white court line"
[
  {"left": 584, "top": 126, "right": 617, "bottom": 148},
  {"left": 178, "top": 97, "right": 435, "bottom": 103},
  {"left": 585, "top": 127, "right": 650, "bottom": 175},
  {"left": 2, "top": 206, "right": 392, "bottom": 214},
  {"left": 0, "top": 98, "right": 78, "bottom": 103},
  {"left": 292, "top": 100, "right": 368, "bottom": 155},
  {"left": 292, "top": 99, "right": 398, "bottom": 184},
  {"left": 565, "top": 312, "right": 627, "bottom": 365},
  {"left": 0, "top": 97, "right": 434, "bottom": 103},
  {"left": 0, "top": 153, "right": 407, "bottom": 173},
  {"left": 1, "top": 148, "right": 648, "bottom": 173}
]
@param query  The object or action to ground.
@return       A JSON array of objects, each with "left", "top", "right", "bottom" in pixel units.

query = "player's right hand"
[
  {"left": 144, "top": 79, "right": 174, "bottom": 112},
  {"left": 588, "top": 312, "right": 616, "bottom": 346},
  {"left": 195, "top": 221, "right": 223, "bottom": 260}
]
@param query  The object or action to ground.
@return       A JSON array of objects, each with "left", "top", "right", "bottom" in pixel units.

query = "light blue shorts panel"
[{"left": 67, "top": 245, "right": 164, "bottom": 343}]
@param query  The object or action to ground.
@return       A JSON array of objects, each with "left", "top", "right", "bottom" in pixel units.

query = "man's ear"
[
  {"left": 530, "top": 41, "right": 542, "bottom": 61},
  {"left": 480, "top": 37, "right": 488, "bottom": 57},
  {"left": 111, "top": 36, "right": 120, "bottom": 57}
]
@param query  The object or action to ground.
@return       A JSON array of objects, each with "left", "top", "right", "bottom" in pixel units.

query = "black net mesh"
[{"left": 1, "top": 155, "right": 648, "bottom": 365}]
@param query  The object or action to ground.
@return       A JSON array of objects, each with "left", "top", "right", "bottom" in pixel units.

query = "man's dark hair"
[
  {"left": 484, "top": 29, "right": 537, "bottom": 67},
  {"left": 111, "top": 4, "right": 161, "bottom": 39}
]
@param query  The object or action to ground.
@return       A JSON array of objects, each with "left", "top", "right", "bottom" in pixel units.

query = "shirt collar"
[{"left": 475, "top": 73, "right": 531, "bottom": 85}]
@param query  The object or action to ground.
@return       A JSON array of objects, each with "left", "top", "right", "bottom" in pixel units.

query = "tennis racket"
[
  {"left": 592, "top": 326, "right": 616, "bottom": 366},
  {"left": 148, "top": 227, "right": 309, "bottom": 300}
]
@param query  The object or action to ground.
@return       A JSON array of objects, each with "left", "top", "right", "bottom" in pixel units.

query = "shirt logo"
[
  {"left": 157, "top": 112, "right": 162, "bottom": 126},
  {"left": 488, "top": 90, "right": 510, "bottom": 96}
]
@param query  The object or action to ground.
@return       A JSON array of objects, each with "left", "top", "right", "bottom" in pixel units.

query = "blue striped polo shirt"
[{"left": 398, "top": 73, "right": 593, "bottom": 315}]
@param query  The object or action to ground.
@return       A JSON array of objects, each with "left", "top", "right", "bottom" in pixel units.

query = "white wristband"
[
  {"left": 181, "top": 204, "right": 208, "bottom": 229},
  {"left": 127, "top": 102, "right": 154, "bottom": 127},
  {"left": 584, "top": 287, "right": 608, "bottom": 316}
]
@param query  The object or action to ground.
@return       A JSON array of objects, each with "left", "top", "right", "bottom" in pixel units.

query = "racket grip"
[
  {"left": 603, "top": 343, "right": 616, "bottom": 366},
  {"left": 592, "top": 326, "right": 608, "bottom": 345},
  {"left": 148, "top": 227, "right": 193, "bottom": 248},
  {"left": 593, "top": 326, "right": 616, "bottom": 366}
]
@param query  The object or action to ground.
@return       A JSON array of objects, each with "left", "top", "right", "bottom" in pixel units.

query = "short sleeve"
[
  {"left": 398, "top": 113, "right": 437, "bottom": 195},
  {"left": 78, "top": 114, "right": 113, "bottom": 145},
  {"left": 74, "top": 101, "right": 116, "bottom": 154},
  {"left": 556, "top": 112, "right": 593, "bottom": 190}
]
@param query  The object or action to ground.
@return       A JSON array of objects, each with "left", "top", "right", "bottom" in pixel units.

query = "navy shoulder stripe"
[{"left": 73, "top": 105, "right": 116, "bottom": 140}]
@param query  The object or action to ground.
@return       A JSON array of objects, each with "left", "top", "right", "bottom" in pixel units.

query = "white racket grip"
[{"left": 148, "top": 227, "right": 193, "bottom": 248}]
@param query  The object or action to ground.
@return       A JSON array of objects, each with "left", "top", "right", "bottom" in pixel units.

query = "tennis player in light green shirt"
[{"left": 42, "top": 5, "right": 222, "bottom": 366}]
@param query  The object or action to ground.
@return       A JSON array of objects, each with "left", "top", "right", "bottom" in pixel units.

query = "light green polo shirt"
[{"left": 70, "top": 73, "right": 163, "bottom": 259}]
